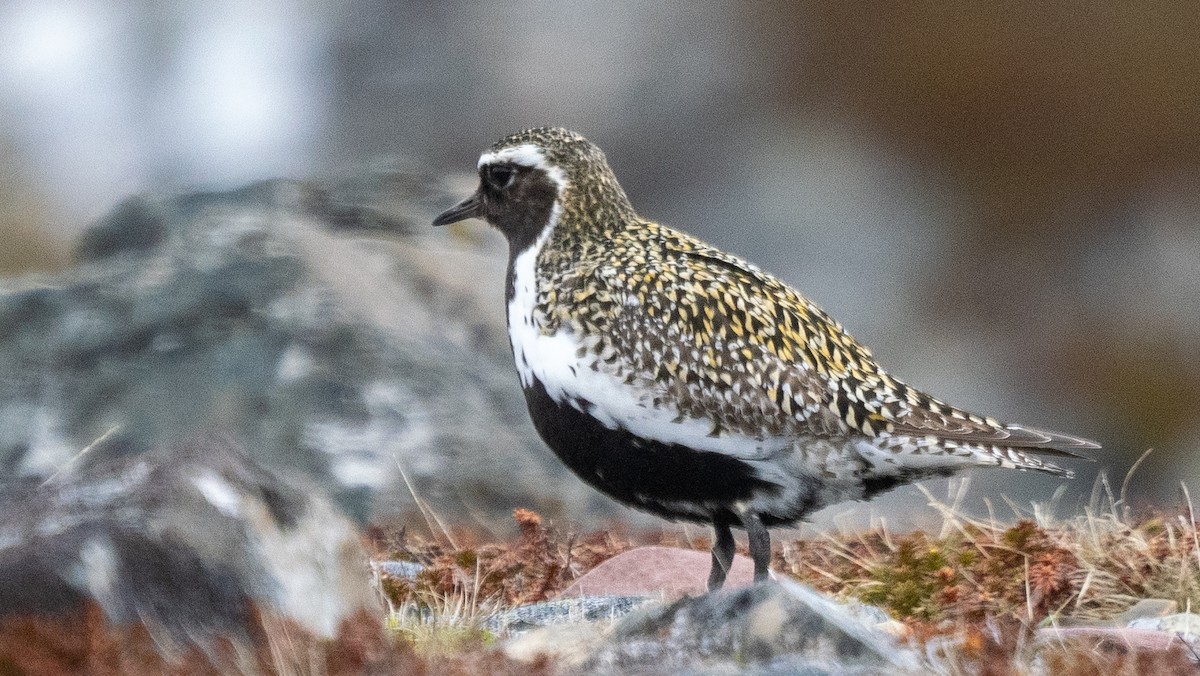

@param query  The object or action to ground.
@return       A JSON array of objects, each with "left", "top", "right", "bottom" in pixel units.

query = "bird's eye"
[{"left": 484, "top": 164, "right": 516, "bottom": 190}]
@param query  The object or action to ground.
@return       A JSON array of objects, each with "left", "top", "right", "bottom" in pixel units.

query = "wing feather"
[{"left": 571, "top": 223, "right": 1098, "bottom": 462}]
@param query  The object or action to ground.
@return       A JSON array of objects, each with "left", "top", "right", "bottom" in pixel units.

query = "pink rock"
[
  {"left": 1037, "top": 626, "right": 1187, "bottom": 654},
  {"left": 559, "top": 546, "right": 765, "bottom": 599}
]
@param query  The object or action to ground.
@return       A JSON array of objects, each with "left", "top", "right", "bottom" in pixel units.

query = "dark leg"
[
  {"left": 707, "top": 522, "right": 735, "bottom": 591},
  {"left": 741, "top": 511, "right": 771, "bottom": 582}
]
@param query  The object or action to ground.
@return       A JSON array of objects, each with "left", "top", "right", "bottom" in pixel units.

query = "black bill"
[{"left": 432, "top": 192, "right": 483, "bottom": 226}]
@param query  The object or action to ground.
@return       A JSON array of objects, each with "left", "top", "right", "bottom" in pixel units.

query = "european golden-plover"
[{"left": 433, "top": 127, "right": 1099, "bottom": 590}]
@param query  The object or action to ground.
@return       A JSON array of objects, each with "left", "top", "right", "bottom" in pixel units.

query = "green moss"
[
  {"left": 1001, "top": 520, "right": 1042, "bottom": 550},
  {"left": 857, "top": 537, "right": 960, "bottom": 619},
  {"left": 455, "top": 549, "right": 479, "bottom": 569},
  {"left": 1140, "top": 518, "right": 1166, "bottom": 536},
  {"left": 957, "top": 548, "right": 978, "bottom": 567}
]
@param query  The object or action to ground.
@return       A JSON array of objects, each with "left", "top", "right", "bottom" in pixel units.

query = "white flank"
[{"left": 479, "top": 143, "right": 568, "bottom": 192}]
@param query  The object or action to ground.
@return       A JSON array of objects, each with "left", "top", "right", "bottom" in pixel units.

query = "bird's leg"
[
  {"left": 707, "top": 522, "right": 736, "bottom": 591},
  {"left": 740, "top": 512, "right": 771, "bottom": 582}
]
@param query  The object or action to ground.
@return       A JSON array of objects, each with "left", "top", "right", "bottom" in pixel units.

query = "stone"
[
  {"left": 1116, "top": 598, "right": 1179, "bottom": 625},
  {"left": 0, "top": 173, "right": 628, "bottom": 526},
  {"left": 559, "top": 546, "right": 761, "bottom": 600},
  {"left": 583, "top": 578, "right": 922, "bottom": 674},
  {"left": 374, "top": 560, "right": 425, "bottom": 579},
  {"left": 0, "top": 434, "right": 395, "bottom": 673},
  {"left": 1129, "top": 611, "right": 1200, "bottom": 637},
  {"left": 485, "top": 595, "right": 653, "bottom": 636}
]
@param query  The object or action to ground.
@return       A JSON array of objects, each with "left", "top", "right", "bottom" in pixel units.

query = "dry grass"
[
  {"left": 780, "top": 475, "right": 1200, "bottom": 628},
  {"left": 364, "top": 508, "right": 637, "bottom": 670},
  {"left": 362, "top": 471, "right": 1200, "bottom": 673},
  {"left": 778, "top": 474, "right": 1200, "bottom": 673},
  {"left": 370, "top": 509, "right": 631, "bottom": 609}
]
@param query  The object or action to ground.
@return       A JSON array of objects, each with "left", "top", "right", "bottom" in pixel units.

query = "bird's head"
[{"left": 433, "top": 128, "right": 635, "bottom": 253}]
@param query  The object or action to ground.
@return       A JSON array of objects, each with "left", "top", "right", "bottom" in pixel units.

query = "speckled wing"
[
  {"left": 582, "top": 223, "right": 869, "bottom": 444},
  {"left": 583, "top": 222, "right": 1097, "bottom": 461}
]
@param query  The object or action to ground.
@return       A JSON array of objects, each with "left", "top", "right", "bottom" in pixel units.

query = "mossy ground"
[{"left": 369, "top": 478, "right": 1200, "bottom": 673}]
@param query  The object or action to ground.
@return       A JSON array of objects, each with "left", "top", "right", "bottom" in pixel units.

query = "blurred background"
[{"left": 1, "top": 0, "right": 1197, "bottom": 526}]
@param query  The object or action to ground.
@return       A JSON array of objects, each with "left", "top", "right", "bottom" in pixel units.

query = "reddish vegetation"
[
  {"left": 782, "top": 515, "right": 1200, "bottom": 630},
  {"left": 374, "top": 509, "right": 1200, "bottom": 674},
  {"left": 784, "top": 520, "right": 1081, "bottom": 624},
  {"left": 952, "top": 620, "right": 1197, "bottom": 676},
  {"left": 370, "top": 508, "right": 643, "bottom": 608},
  {"left": 0, "top": 600, "right": 555, "bottom": 675},
  {"left": 0, "top": 602, "right": 419, "bottom": 675},
  {"left": 4, "top": 510, "right": 1198, "bottom": 674}
]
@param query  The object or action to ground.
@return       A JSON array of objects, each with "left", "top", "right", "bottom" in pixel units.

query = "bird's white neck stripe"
[
  {"left": 478, "top": 144, "right": 568, "bottom": 194},
  {"left": 508, "top": 201, "right": 560, "bottom": 388}
]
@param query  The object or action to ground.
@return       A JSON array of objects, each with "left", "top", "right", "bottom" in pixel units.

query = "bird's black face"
[{"left": 432, "top": 160, "right": 561, "bottom": 255}]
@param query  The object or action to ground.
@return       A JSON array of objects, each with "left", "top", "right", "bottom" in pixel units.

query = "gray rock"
[
  {"left": 1129, "top": 611, "right": 1200, "bottom": 638},
  {"left": 0, "top": 172, "right": 624, "bottom": 525},
  {"left": 374, "top": 559, "right": 425, "bottom": 579},
  {"left": 486, "top": 595, "right": 654, "bottom": 635},
  {"left": 0, "top": 434, "right": 378, "bottom": 657},
  {"left": 1116, "top": 598, "right": 1179, "bottom": 625},
  {"left": 582, "top": 579, "right": 922, "bottom": 674}
]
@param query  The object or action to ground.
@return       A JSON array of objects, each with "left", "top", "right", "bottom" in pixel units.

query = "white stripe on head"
[{"left": 478, "top": 143, "right": 568, "bottom": 193}]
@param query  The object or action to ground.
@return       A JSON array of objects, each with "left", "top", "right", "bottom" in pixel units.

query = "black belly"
[{"left": 522, "top": 377, "right": 777, "bottom": 524}]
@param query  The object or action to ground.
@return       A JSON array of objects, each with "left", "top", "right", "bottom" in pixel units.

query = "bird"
[{"left": 432, "top": 127, "right": 1099, "bottom": 591}]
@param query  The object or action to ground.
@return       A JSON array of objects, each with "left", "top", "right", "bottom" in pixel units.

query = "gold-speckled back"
[{"left": 496, "top": 127, "right": 1096, "bottom": 475}]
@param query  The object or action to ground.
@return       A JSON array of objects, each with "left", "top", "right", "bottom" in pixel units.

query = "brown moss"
[
  {"left": 361, "top": 501, "right": 1200, "bottom": 671},
  {"left": 375, "top": 508, "right": 640, "bottom": 612}
]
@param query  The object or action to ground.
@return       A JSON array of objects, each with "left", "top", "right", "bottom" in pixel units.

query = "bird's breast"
[
  {"left": 507, "top": 237, "right": 801, "bottom": 462},
  {"left": 507, "top": 295, "right": 791, "bottom": 461}
]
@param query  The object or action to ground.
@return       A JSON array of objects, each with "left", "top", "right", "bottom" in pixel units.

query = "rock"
[
  {"left": 374, "top": 560, "right": 425, "bottom": 579},
  {"left": 485, "top": 595, "right": 653, "bottom": 636},
  {"left": 0, "top": 173, "right": 626, "bottom": 526},
  {"left": 1116, "top": 598, "right": 1179, "bottom": 625},
  {"left": 559, "top": 546, "right": 760, "bottom": 599},
  {"left": 0, "top": 435, "right": 398, "bottom": 673},
  {"left": 582, "top": 579, "right": 922, "bottom": 674},
  {"left": 1129, "top": 611, "right": 1200, "bottom": 637}
]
